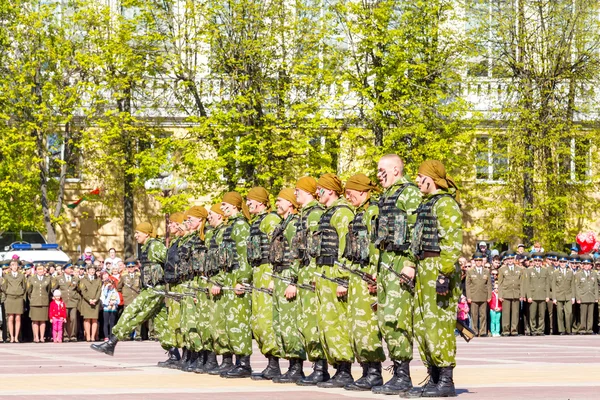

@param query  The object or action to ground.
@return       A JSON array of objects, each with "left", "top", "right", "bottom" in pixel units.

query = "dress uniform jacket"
[
  {"left": 78, "top": 275, "right": 101, "bottom": 319},
  {"left": 522, "top": 267, "right": 551, "bottom": 300},
  {"left": 1, "top": 272, "right": 27, "bottom": 314},
  {"left": 498, "top": 265, "right": 523, "bottom": 300},
  {"left": 575, "top": 270, "right": 598, "bottom": 303},
  {"left": 552, "top": 268, "right": 575, "bottom": 301},
  {"left": 117, "top": 273, "right": 141, "bottom": 306},
  {"left": 466, "top": 267, "right": 492, "bottom": 302},
  {"left": 53, "top": 274, "right": 81, "bottom": 308},
  {"left": 27, "top": 275, "right": 52, "bottom": 321}
]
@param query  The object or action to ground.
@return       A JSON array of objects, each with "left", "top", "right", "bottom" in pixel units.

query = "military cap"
[
  {"left": 76, "top": 259, "right": 86, "bottom": 267},
  {"left": 125, "top": 257, "right": 137, "bottom": 267},
  {"left": 86, "top": 263, "right": 96, "bottom": 270},
  {"left": 531, "top": 252, "right": 544, "bottom": 260},
  {"left": 517, "top": 243, "right": 525, "bottom": 248},
  {"left": 558, "top": 253, "right": 569, "bottom": 261},
  {"left": 64, "top": 262, "right": 73, "bottom": 269},
  {"left": 1, "top": 259, "right": 10, "bottom": 269},
  {"left": 580, "top": 255, "right": 593, "bottom": 264},
  {"left": 23, "top": 261, "right": 34, "bottom": 270},
  {"left": 503, "top": 250, "right": 516, "bottom": 260},
  {"left": 545, "top": 252, "right": 557, "bottom": 260},
  {"left": 568, "top": 254, "right": 580, "bottom": 263},
  {"left": 472, "top": 252, "right": 485, "bottom": 260}
]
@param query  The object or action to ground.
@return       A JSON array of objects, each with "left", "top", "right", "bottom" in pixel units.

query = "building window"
[{"left": 476, "top": 135, "right": 508, "bottom": 182}]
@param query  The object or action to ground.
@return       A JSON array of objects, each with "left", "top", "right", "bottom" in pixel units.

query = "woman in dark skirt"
[
  {"left": 2, "top": 259, "right": 27, "bottom": 343},
  {"left": 79, "top": 264, "right": 101, "bottom": 342},
  {"left": 27, "top": 264, "right": 51, "bottom": 342}
]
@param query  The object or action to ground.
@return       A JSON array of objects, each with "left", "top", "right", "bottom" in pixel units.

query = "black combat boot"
[
  {"left": 208, "top": 353, "right": 233, "bottom": 375},
  {"left": 317, "top": 361, "right": 354, "bottom": 388},
  {"left": 345, "top": 362, "right": 383, "bottom": 391},
  {"left": 297, "top": 359, "right": 330, "bottom": 386},
  {"left": 223, "top": 355, "right": 252, "bottom": 378},
  {"left": 157, "top": 347, "right": 180, "bottom": 368},
  {"left": 372, "top": 360, "right": 412, "bottom": 395},
  {"left": 184, "top": 351, "right": 200, "bottom": 372},
  {"left": 273, "top": 359, "right": 305, "bottom": 383},
  {"left": 192, "top": 350, "right": 208, "bottom": 373},
  {"left": 172, "top": 348, "right": 188, "bottom": 370},
  {"left": 403, "top": 366, "right": 440, "bottom": 398},
  {"left": 422, "top": 366, "right": 455, "bottom": 397},
  {"left": 252, "top": 355, "right": 281, "bottom": 380},
  {"left": 90, "top": 335, "right": 118, "bottom": 356},
  {"left": 199, "top": 352, "right": 218, "bottom": 374}
]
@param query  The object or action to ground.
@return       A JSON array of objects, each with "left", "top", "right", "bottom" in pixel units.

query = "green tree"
[{"left": 468, "top": 0, "right": 600, "bottom": 248}]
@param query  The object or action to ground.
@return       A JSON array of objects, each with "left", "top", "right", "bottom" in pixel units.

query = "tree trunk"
[{"left": 120, "top": 88, "right": 135, "bottom": 257}]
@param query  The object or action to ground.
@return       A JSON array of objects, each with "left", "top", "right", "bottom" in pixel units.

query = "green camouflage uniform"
[
  {"left": 113, "top": 238, "right": 168, "bottom": 348},
  {"left": 316, "top": 197, "right": 355, "bottom": 365},
  {"left": 412, "top": 189, "right": 462, "bottom": 368},
  {"left": 180, "top": 232, "right": 203, "bottom": 351},
  {"left": 296, "top": 200, "right": 325, "bottom": 361},
  {"left": 196, "top": 226, "right": 216, "bottom": 352},
  {"left": 377, "top": 178, "right": 421, "bottom": 362},
  {"left": 207, "top": 223, "right": 228, "bottom": 355},
  {"left": 272, "top": 214, "right": 305, "bottom": 360},
  {"left": 222, "top": 214, "right": 253, "bottom": 356},
  {"left": 348, "top": 201, "right": 385, "bottom": 363},
  {"left": 250, "top": 211, "right": 282, "bottom": 358},
  {"left": 163, "top": 235, "right": 186, "bottom": 350}
]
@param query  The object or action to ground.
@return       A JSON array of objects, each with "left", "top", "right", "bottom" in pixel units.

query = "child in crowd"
[
  {"left": 488, "top": 283, "right": 502, "bottom": 337},
  {"left": 100, "top": 279, "right": 120, "bottom": 340},
  {"left": 48, "top": 289, "right": 67, "bottom": 343},
  {"left": 457, "top": 294, "right": 470, "bottom": 328}
]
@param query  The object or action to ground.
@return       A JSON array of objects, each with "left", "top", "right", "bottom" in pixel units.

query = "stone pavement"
[{"left": 0, "top": 336, "right": 599, "bottom": 399}]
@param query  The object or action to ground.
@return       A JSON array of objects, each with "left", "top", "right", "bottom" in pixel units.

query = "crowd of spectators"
[
  {"left": 458, "top": 241, "right": 600, "bottom": 337},
  {"left": 0, "top": 247, "right": 150, "bottom": 343}
]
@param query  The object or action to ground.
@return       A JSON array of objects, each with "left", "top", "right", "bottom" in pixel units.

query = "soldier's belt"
[
  {"left": 420, "top": 251, "right": 441, "bottom": 259},
  {"left": 316, "top": 256, "right": 337, "bottom": 266},
  {"left": 250, "top": 258, "right": 270, "bottom": 267}
]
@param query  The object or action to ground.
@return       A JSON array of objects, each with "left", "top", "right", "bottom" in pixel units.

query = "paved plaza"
[{"left": 0, "top": 336, "right": 599, "bottom": 399}]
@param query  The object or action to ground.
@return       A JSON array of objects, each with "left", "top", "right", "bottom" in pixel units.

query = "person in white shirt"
[{"left": 104, "top": 248, "right": 122, "bottom": 269}]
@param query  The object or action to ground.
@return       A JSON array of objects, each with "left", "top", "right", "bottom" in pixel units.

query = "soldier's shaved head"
[{"left": 377, "top": 154, "right": 405, "bottom": 188}]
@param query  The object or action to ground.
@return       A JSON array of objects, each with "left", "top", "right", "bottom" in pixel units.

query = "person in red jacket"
[
  {"left": 49, "top": 289, "right": 67, "bottom": 343},
  {"left": 488, "top": 283, "right": 502, "bottom": 337}
]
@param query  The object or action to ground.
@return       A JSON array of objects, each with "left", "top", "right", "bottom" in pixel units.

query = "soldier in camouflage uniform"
[
  {"left": 292, "top": 177, "right": 329, "bottom": 386},
  {"left": 202, "top": 204, "right": 227, "bottom": 375},
  {"left": 160, "top": 212, "right": 188, "bottom": 368},
  {"left": 246, "top": 187, "right": 282, "bottom": 380},
  {"left": 311, "top": 173, "right": 355, "bottom": 388},
  {"left": 269, "top": 188, "right": 305, "bottom": 384},
  {"left": 91, "top": 222, "right": 168, "bottom": 357},
  {"left": 342, "top": 174, "right": 386, "bottom": 391},
  {"left": 180, "top": 206, "right": 210, "bottom": 372},
  {"left": 403, "top": 160, "right": 462, "bottom": 398},
  {"left": 372, "top": 154, "right": 421, "bottom": 395},
  {"left": 213, "top": 192, "right": 253, "bottom": 378}
]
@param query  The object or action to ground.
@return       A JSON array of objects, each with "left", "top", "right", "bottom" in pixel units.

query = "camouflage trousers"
[
  {"left": 377, "top": 252, "right": 414, "bottom": 361},
  {"left": 112, "top": 285, "right": 170, "bottom": 350},
  {"left": 316, "top": 264, "right": 353, "bottom": 364},
  {"left": 273, "top": 268, "right": 305, "bottom": 360},
  {"left": 251, "top": 263, "right": 279, "bottom": 357},
  {"left": 165, "top": 283, "right": 184, "bottom": 349},
  {"left": 210, "top": 272, "right": 230, "bottom": 355},
  {"left": 195, "top": 277, "right": 212, "bottom": 351},
  {"left": 413, "top": 257, "right": 460, "bottom": 368},
  {"left": 223, "top": 270, "right": 252, "bottom": 356},
  {"left": 297, "top": 264, "right": 325, "bottom": 361},
  {"left": 179, "top": 279, "right": 202, "bottom": 351},
  {"left": 349, "top": 273, "right": 385, "bottom": 363}
]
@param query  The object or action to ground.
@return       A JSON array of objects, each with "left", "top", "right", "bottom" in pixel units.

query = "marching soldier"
[
  {"left": 522, "top": 253, "right": 550, "bottom": 336},
  {"left": 215, "top": 192, "right": 253, "bottom": 378},
  {"left": 292, "top": 177, "right": 328, "bottom": 386},
  {"left": 52, "top": 263, "right": 81, "bottom": 342},
  {"left": 246, "top": 187, "right": 283, "bottom": 380},
  {"left": 574, "top": 256, "right": 598, "bottom": 335},
  {"left": 312, "top": 173, "right": 355, "bottom": 388},
  {"left": 372, "top": 154, "right": 421, "bottom": 395},
  {"left": 498, "top": 252, "right": 523, "bottom": 336},
  {"left": 342, "top": 174, "right": 386, "bottom": 391},
  {"left": 117, "top": 258, "right": 142, "bottom": 341},
  {"left": 552, "top": 254, "right": 575, "bottom": 335},
  {"left": 269, "top": 188, "right": 305, "bottom": 383},
  {"left": 91, "top": 221, "right": 168, "bottom": 355},
  {"left": 404, "top": 160, "right": 462, "bottom": 398},
  {"left": 466, "top": 253, "right": 492, "bottom": 337},
  {"left": 181, "top": 206, "right": 210, "bottom": 372}
]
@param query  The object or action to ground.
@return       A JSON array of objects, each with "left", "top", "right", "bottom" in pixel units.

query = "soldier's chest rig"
[
  {"left": 164, "top": 239, "right": 181, "bottom": 284},
  {"left": 375, "top": 183, "right": 415, "bottom": 252},
  {"left": 247, "top": 212, "right": 279, "bottom": 267},
  {"left": 291, "top": 203, "right": 323, "bottom": 267},
  {"left": 269, "top": 214, "right": 299, "bottom": 273},
  {"left": 206, "top": 227, "right": 222, "bottom": 277},
  {"left": 139, "top": 239, "right": 164, "bottom": 288},
  {"left": 309, "top": 204, "right": 351, "bottom": 266},
  {"left": 219, "top": 221, "right": 246, "bottom": 272},
  {"left": 411, "top": 193, "right": 455, "bottom": 259},
  {"left": 343, "top": 209, "right": 370, "bottom": 266}
]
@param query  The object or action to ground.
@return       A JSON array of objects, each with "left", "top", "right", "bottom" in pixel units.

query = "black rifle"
[
  {"left": 314, "top": 272, "right": 349, "bottom": 289},
  {"left": 334, "top": 261, "right": 377, "bottom": 286},
  {"left": 200, "top": 275, "right": 224, "bottom": 288},
  {"left": 182, "top": 283, "right": 209, "bottom": 294},
  {"left": 265, "top": 272, "right": 315, "bottom": 292},
  {"left": 151, "top": 289, "right": 196, "bottom": 301},
  {"left": 380, "top": 262, "right": 415, "bottom": 290},
  {"left": 456, "top": 319, "right": 475, "bottom": 343},
  {"left": 242, "top": 283, "right": 273, "bottom": 296}
]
